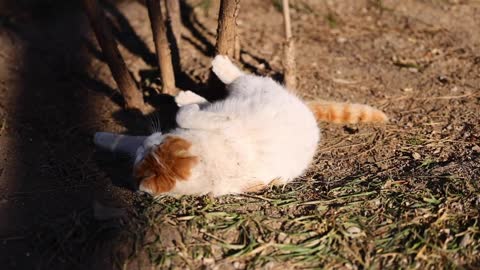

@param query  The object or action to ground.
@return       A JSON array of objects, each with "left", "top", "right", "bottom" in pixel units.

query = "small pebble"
[{"left": 438, "top": 75, "right": 449, "bottom": 84}]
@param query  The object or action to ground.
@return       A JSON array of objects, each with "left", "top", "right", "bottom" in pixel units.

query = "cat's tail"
[{"left": 307, "top": 101, "right": 388, "bottom": 124}]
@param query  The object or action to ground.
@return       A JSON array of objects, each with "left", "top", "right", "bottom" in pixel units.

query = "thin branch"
[
  {"left": 282, "top": 0, "right": 296, "bottom": 90},
  {"left": 147, "top": 0, "right": 178, "bottom": 95},
  {"left": 166, "top": 0, "right": 182, "bottom": 51},
  {"left": 83, "top": 0, "right": 146, "bottom": 112}
]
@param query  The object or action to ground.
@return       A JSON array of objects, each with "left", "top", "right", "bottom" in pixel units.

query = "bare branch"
[
  {"left": 83, "top": 0, "right": 146, "bottom": 112},
  {"left": 147, "top": 0, "right": 178, "bottom": 96},
  {"left": 282, "top": 0, "right": 296, "bottom": 90},
  {"left": 166, "top": 0, "right": 182, "bottom": 51}
]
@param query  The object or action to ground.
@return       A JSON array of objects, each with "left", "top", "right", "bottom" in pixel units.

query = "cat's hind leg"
[{"left": 212, "top": 55, "right": 244, "bottom": 84}]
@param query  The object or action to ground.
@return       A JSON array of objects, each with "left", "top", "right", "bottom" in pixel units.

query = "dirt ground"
[{"left": 0, "top": 0, "right": 479, "bottom": 269}]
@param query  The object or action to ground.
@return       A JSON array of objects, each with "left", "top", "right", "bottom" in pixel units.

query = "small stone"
[
  {"left": 402, "top": 87, "right": 413, "bottom": 92},
  {"left": 431, "top": 48, "right": 441, "bottom": 55},
  {"left": 408, "top": 68, "right": 419, "bottom": 73},
  {"left": 203, "top": 258, "right": 215, "bottom": 264},
  {"left": 412, "top": 152, "right": 421, "bottom": 160},
  {"left": 346, "top": 226, "right": 364, "bottom": 238},
  {"left": 460, "top": 233, "right": 472, "bottom": 247},
  {"left": 277, "top": 232, "right": 288, "bottom": 242},
  {"left": 472, "top": 145, "right": 480, "bottom": 153},
  {"left": 438, "top": 75, "right": 449, "bottom": 84}
]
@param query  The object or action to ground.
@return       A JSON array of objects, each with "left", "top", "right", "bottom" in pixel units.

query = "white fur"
[
  {"left": 211, "top": 55, "right": 243, "bottom": 84},
  {"left": 137, "top": 55, "right": 320, "bottom": 196},
  {"left": 175, "top": 90, "right": 208, "bottom": 107}
]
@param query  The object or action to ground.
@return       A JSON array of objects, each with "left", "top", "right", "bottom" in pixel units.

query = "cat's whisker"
[
  {"left": 147, "top": 113, "right": 162, "bottom": 133},
  {"left": 149, "top": 112, "right": 162, "bottom": 133},
  {"left": 154, "top": 114, "right": 160, "bottom": 132},
  {"left": 146, "top": 114, "right": 154, "bottom": 133},
  {"left": 153, "top": 115, "right": 159, "bottom": 133}
]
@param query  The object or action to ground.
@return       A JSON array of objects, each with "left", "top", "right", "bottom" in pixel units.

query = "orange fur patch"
[
  {"left": 341, "top": 105, "right": 352, "bottom": 123},
  {"left": 327, "top": 105, "right": 338, "bottom": 122},
  {"left": 311, "top": 104, "right": 325, "bottom": 120},
  {"left": 134, "top": 136, "right": 198, "bottom": 195},
  {"left": 309, "top": 101, "right": 388, "bottom": 124},
  {"left": 372, "top": 111, "right": 388, "bottom": 122},
  {"left": 358, "top": 109, "right": 368, "bottom": 123}
]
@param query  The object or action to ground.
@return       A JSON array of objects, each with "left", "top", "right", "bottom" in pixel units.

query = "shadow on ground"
[{"left": 0, "top": 1, "right": 143, "bottom": 269}]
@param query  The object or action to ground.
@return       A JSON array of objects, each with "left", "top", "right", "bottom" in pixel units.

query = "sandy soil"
[{"left": 0, "top": 0, "right": 478, "bottom": 269}]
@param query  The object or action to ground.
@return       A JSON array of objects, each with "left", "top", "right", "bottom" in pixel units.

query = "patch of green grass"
[
  {"left": 271, "top": 0, "right": 314, "bottom": 14},
  {"left": 271, "top": 0, "right": 283, "bottom": 12},
  {"left": 29, "top": 161, "right": 480, "bottom": 269},
  {"left": 113, "top": 172, "right": 480, "bottom": 269},
  {"left": 196, "top": 0, "right": 213, "bottom": 17},
  {"left": 407, "top": 137, "right": 425, "bottom": 146},
  {"left": 368, "top": 0, "right": 394, "bottom": 13},
  {"left": 420, "top": 158, "right": 436, "bottom": 169},
  {"left": 325, "top": 12, "right": 340, "bottom": 28}
]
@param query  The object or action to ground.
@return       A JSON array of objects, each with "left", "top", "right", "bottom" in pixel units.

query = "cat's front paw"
[
  {"left": 212, "top": 55, "right": 243, "bottom": 84},
  {"left": 175, "top": 90, "right": 208, "bottom": 107}
]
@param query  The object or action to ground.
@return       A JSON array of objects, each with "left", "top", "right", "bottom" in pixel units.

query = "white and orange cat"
[{"left": 95, "top": 55, "right": 387, "bottom": 197}]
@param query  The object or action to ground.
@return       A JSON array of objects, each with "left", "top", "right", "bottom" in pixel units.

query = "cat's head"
[{"left": 133, "top": 133, "right": 198, "bottom": 195}]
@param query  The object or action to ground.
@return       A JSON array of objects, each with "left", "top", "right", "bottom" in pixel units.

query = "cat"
[{"left": 131, "top": 55, "right": 388, "bottom": 197}]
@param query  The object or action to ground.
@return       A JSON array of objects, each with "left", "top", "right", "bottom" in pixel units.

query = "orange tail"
[{"left": 307, "top": 101, "right": 388, "bottom": 124}]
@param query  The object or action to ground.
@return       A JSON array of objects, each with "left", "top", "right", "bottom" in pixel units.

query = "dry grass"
[{"left": 93, "top": 112, "right": 479, "bottom": 269}]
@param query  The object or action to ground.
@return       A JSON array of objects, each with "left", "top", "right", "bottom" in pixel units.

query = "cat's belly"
[
  {"left": 220, "top": 114, "right": 319, "bottom": 192},
  {"left": 258, "top": 127, "right": 319, "bottom": 181},
  {"left": 170, "top": 108, "right": 320, "bottom": 196}
]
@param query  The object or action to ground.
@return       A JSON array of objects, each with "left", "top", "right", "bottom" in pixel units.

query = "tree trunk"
[
  {"left": 215, "top": 0, "right": 240, "bottom": 58},
  {"left": 165, "top": 0, "right": 182, "bottom": 51},
  {"left": 282, "top": 0, "right": 296, "bottom": 90},
  {"left": 83, "top": 0, "right": 146, "bottom": 112},
  {"left": 205, "top": 0, "right": 240, "bottom": 101},
  {"left": 234, "top": 29, "right": 241, "bottom": 60},
  {"left": 146, "top": 0, "right": 178, "bottom": 96}
]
